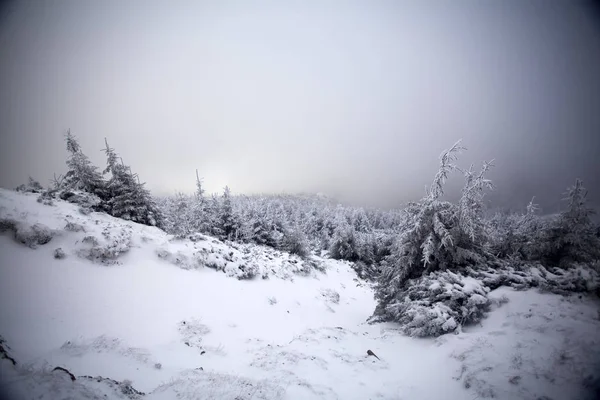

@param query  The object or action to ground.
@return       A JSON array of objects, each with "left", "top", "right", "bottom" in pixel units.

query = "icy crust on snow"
[
  {"left": 2, "top": 188, "right": 600, "bottom": 400},
  {"left": 0, "top": 189, "right": 320, "bottom": 278}
]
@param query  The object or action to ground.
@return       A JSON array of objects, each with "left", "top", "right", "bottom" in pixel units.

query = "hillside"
[{"left": 1, "top": 188, "right": 599, "bottom": 400}]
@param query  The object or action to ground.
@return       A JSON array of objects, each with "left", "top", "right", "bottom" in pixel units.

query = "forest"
[{"left": 17, "top": 131, "right": 600, "bottom": 337}]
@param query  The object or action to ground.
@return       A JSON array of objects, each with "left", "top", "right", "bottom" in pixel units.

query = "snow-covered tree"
[
  {"left": 214, "top": 186, "right": 241, "bottom": 241},
  {"left": 352, "top": 208, "right": 372, "bottom": 233},
  {"left": 487, "top": 197, "right": 541, "bottom": 260},
  {"left": 458, "top": 160, "right": 494, "bottom": 243},
  {"left": 102, "top": 139, "right": 164, "bottom": 228},
  {"left": 329, "top": 213, "right": 359, "bottom": 261},
  {"left": 373, "top": 141, "right": 494, "bottom": 323},
  {"left": 533, "top": 179, "right": 600, "bottom": 267},
  {"left": 62, "top": 130, "right": 107, "bottom": 200},
  {"left": 281, "top": 223, "right": 310, "bottom": 257}
]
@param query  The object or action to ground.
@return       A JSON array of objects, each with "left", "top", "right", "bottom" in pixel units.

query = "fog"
[{"left": 1, "top": 0, "right": 599, "bottom": 212}]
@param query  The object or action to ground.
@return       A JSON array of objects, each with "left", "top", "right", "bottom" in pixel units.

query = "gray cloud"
[{"left": 1, "top": 0, "right": 599, "bottom": 213}]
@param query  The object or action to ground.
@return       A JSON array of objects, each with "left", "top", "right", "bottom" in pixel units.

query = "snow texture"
[{"left": 1, "top": 188, "right": 600, "bottom": 400}]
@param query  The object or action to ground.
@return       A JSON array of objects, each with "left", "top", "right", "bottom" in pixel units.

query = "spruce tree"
[
  {"left": 216, "top": 186, "right": 240, "bottom": 241},
  {"left": 62, "top": 130, "right": 107, "bottom": 200},
  {"left": 536, "top": 179, "right": 600, "bottom": 267},
  {"left": 102, "top": 139, "right": 164, "bottom": 228},
  {"left": 373, "top": 141, "right": 494, "bottom": 323}
]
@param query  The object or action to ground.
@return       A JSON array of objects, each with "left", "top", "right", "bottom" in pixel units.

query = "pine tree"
[
  {"left": 373, "top": 141, "right": 494, "bottom": 323},
  {"left": 216, "top": 186, "right": 240, "bottom": 241},
  {"left": 458, "top": 161, "right": 494, "bottom": 243},
  {"left": 62, "top": 130, "right": 107, "bottom": 200},
  {"left": 102, "top": 139, "right": 164, "bottom": 228},
  {"left": 281, "top": 222, "right": 310, "bottom": 257},
  {"left": 536, "top": 179, "right": 600, "bottom": 267},
  {"left": 243, "top": 206, "right": 277, "bottom": 247},
  {"left": 353, "top": 208, "right": 372, "bottom": 233},
  {"left": 189, "top": 170, "right": 208, "bottom": 233},
  {"left": 329, "top": 211, "right": 359, "bottom": 261}
]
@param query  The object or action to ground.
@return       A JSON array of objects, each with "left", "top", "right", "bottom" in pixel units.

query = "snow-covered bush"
[
  {"left": 531, "top": 180, "right": 600, "bottom": 268},
  {"left": 36, "top": 192, "right": 55, "bottom": 206},
  {"left": 281, "top": 226, "right": 310, "bottom": 258},
  {"left": 8, "top": 222, "right": 54, "bottom": 249},
  {"left": 53, "top": 248, "right": 66, "bottom": 259},
  {"left": 76, "top": 228, "right": 133, "bottom": 265},
  {"left": 465, "top": 262, "right": 600, "bottom": 295},
  {"left": 59, "top": 190, "right": 102, "bottom": 210},
  {"left": 0, "top": 218, "right": 18, "bottom": 234},
  {"left": 156, "top": 248, "right": 197, "bottom": 269},
  {"left": 15, "top": 177, "right": 44, "bottom": 193},
  {"left": 373, "top": 270, "right": 491, "bottom": 337},
  {"left": 320, "top": 288, "right": 341, "bottom": 304},
  {"left": 487, "top": 180, "right": 600, "bottom": 270}
]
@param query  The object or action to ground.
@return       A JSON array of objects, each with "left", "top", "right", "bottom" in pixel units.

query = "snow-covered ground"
[{"left": 1, "top": 189, "right": 599, "bottom": 400}]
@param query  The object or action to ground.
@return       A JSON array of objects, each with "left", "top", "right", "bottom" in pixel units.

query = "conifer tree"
[
  {"left": 62, "top": 130, "right": 107, "bottom": 199},
  {"left": 216, "top": 186, "right": 240, "bottom": 241},
  {"left": 536, "top": 179, "right": 600, "bottom": 267},
  {"left": 373, "top": 141, "right": 494, "bottom": 323},
  {"left": 102, "top": 139, "right": 164, "bottom": 228}
]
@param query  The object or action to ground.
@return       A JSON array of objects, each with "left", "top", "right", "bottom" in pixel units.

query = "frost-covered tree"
[
  {"left": 533, "top": 179, "right": 600, "bottom": 267},
  {"left": 352, "top": 208, "right": 372, "bottom": 233},
  {"left": 62, "top": 130, "right": 107, "bottom": 199},
  {"left": 329, "top": 212, "right": 359, "bottom": 261},
  {"left": 458, "top": 161, "right": 494, "bottom": 243},
  {"left": 373, "top": 140, "right": 494, "bottom": 323},
  {"left": 195, "top": 170, "right": 205, "bottom": 201},
  {"left": 102, "top": 139, "right": 163, "bottom": 228},
  {"left": 281, "top": 223, "right": 310, "bottom": 257},
  {"left": 238, "top": 201, "right": 278, "bottom": 247},
  {"left": 487, "top": 197, "right": 541, "bottom": 260},
  {"left": 214, "top": 186, "right": 241, "bottom": 241},
  {"left": 188, "top": 171, "right": 211, "bottom": 233},
  {"left": 160, "top": 193, "right": 194, "bottom": 237}
]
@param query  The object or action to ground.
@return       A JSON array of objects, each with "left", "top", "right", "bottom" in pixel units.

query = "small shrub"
[
  {"left": 78, "top": 206, "right": 93, "bottom": 215},
  {"left": 321, "top": 289, "right": 340, "bottom": 304},
  {"left": 14, "top": 223, "right": 54, "bottom": 248},
  {"left": 54, "top": 248, "right": 66, "bottom": 259},
  {"left": 15, "top": 177, "right": 44, "bottom": 193},
  {"left": 82, "top": 235, "right": 99, "bottom": 246},
  {"left": 65, "top": 221, "right": 85, "bottom": 232},
  {"left": 0, "top": 218, "right": 17, "bottom": 233}
]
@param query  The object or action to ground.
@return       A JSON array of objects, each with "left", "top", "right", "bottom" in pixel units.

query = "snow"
[{"left": 1, "top": 188, "right": 599, "bottom": 399}]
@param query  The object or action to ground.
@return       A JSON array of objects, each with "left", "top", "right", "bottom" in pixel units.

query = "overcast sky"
[{"left": 1, "top": 0, "right": 599, "bottom": 212}]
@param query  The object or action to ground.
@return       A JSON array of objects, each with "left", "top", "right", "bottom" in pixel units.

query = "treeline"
[{"left": 157, "top": 182, "right": 406, "bottom": 275}]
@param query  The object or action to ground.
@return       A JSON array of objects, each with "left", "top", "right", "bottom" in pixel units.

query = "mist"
[{"left": 1, "top": 0, "right": 599, "bottom": 213}]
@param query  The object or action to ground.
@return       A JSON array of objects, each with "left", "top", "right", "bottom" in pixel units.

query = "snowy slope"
[{"left": 1, "top": 188, "right": 599, "bottom": 400}]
